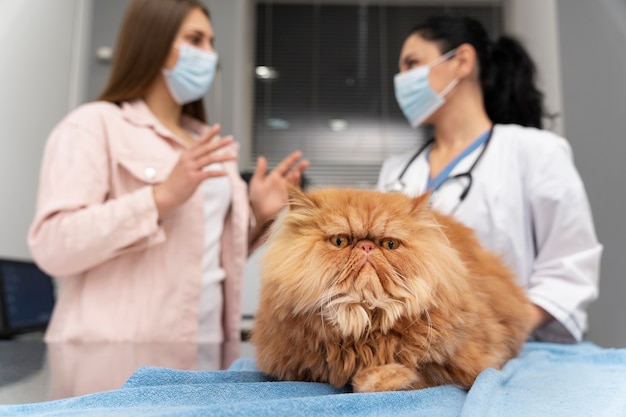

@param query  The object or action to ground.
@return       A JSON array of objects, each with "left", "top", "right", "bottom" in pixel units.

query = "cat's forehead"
[{"left": 316, "top": 198, "right": 413, "bottom": 238}]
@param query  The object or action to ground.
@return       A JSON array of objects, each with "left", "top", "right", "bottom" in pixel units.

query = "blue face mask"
[
  {"left": 394, "top": 48, "right": 458, "bottom": 128},
  {"left": 162, "top": 44, "right": 218, "bottom": 105}
]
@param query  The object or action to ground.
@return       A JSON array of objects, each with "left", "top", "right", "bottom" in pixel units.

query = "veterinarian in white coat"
[{"left": 378, "top": 15, "right": 602, "bottom": 343}]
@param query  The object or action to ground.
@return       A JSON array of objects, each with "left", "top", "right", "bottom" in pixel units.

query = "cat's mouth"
[
  {"left": 359, "top": 257, "right": 377, "bottom": 271},
  {"left": 356, "top": 259, "right": 380, "bottom": 283}
]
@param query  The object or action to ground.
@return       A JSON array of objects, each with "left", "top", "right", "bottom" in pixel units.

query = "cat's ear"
[
  {"left": 409, "top": 192, "right": 431, "bottom": 215},
  {"left": 287, "top": 185, "right": 316, "bottom": 211}
]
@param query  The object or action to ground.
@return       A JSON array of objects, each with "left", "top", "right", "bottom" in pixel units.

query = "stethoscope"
[{"left": 384, "top": 126, "right": 494, "bottom": 208}]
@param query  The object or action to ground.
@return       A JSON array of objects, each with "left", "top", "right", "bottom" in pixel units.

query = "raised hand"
[
  {"left": 249, "top": 151, "right": 309, "bottom": 227},
  {"left": 153, "top": 124, "right": 237, "bottom": 218}
]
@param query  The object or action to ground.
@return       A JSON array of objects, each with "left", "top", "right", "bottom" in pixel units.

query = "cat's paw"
[{"left": 351, "top": 364, "right": 423, "bottom": 392}]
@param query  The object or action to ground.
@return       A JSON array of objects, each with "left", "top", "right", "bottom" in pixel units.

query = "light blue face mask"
[
  {"left": 162, "top": 44, "right": 218, "bottom": 105},
  {"left": 394, "top": 48, "right": 458, "bottom": 128}
]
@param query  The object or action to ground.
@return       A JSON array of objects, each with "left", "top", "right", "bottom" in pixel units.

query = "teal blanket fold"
[{"left": 2, "top": 342, "right": 625, "bottom": 417}]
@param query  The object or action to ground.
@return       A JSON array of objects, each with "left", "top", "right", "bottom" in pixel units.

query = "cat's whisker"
[
  {"left": 319, "top": 279, "right": 344, "bottom": 340},
  {"left": 419, "top": 310, "right": 434, "bottom": 363},
  {"left": 319, "top": 307, "right": 328, "bottom": 341},
  {"left": 393, "top": 271, "right": 417, "bottom": 296},
  {"left": 305, "top": 309, "right": 318, "bottom": 327}
]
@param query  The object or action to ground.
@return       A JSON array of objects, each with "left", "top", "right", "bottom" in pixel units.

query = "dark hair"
[
  {"left": 98, "top": 0, "right": 211, "bottom": 122},
  {"left": 410, "top": 15, "right": 546, "bottom": 129}
]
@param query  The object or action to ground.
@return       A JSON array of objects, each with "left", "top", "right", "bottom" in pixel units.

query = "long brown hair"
[{"left": 98, "top": 0, "right": 211, "bottom": 122}]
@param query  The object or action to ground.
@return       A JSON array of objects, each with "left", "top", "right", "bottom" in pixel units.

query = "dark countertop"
[{"left": 0, "top": 333, "right": 255, "bottom": 405}]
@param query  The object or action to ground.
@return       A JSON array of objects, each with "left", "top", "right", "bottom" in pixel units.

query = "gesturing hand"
[
  {"left": 153, "top": 124, "right": 237, "bottom": 218},
  {"left": 249, "top": 151, "right": 309, "bottom": 227}
]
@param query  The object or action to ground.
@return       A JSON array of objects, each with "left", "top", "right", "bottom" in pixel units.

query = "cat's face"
[{"left": 261, "top": 188, "right": 466, "bottom": 340}]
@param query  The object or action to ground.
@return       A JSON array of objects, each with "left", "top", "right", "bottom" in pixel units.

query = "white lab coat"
[{"left": 377, "top": 124, "right": 602, "bottom": 343}]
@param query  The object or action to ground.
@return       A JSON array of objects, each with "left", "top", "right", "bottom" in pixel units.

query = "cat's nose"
[{"left": 358, "top": 241, "right": 373, "bottom": 253}]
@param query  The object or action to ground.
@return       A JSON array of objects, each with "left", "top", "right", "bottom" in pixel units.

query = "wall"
[
  {"left": 205, "top": 0, "right": 255, "bottom": 169},
  {"left": 504, "top": 0, "right": 564, "bottom": 134},
  {"left": 557, "top": 0, "right": 626, "bottom": 347},
  {"left": 0, "top": 0, "right": 91, "bottom": 261}
]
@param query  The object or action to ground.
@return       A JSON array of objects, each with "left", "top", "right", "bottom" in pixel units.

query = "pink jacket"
[{"left": 28, "top": 100, "right": 250, "bottom": 343}]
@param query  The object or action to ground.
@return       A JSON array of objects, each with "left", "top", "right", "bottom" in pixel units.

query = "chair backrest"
[{"left": 0, "top": 258, "right": 55, "bottom": 339}]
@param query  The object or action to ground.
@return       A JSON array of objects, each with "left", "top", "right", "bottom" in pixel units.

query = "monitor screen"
[{"left": 0, "top": 259, "right": 55, "bottom": 336}]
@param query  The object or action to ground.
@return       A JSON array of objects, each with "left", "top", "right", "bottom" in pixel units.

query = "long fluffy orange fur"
[{"left": 251, "top": 188, "right": 533, "bottom": 392}]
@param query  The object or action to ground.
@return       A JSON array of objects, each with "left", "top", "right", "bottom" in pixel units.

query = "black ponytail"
[
  {"left": 410, "top": 15, "right": 546, "bottom": 129},
  {"left": 484, "top": 36, "right": 545, "bottom": 128}
]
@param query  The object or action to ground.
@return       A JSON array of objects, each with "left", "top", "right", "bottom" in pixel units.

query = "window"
[{"left": 252, "top": 2, "right": 502, "bottom": 189}]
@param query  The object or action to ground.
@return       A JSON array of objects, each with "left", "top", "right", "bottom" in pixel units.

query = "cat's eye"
[
  {"left": 330, "top": 235, "right": 351, "bottom": 248},
  {"left": 380, "top": 238, "right": 400, "bottom": 250}
]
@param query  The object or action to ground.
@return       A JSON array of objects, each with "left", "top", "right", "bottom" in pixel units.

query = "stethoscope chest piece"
[{"left": 383, "top": 179, "right": 406, "bottom": 193}]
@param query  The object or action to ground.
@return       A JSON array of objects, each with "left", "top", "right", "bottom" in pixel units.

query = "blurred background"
[{"left": 1, "top": 0, "right": 625, "bottom": 347}]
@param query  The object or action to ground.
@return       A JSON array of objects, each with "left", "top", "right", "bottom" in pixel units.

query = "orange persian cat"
[{"left": 251, "top": 188, "right": 533, "bottom": 392}]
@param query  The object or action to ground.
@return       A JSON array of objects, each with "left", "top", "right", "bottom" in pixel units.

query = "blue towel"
[
  {"left": 1, "top": 342, "right": 625, "bottom": 416},
  {"left": 461, "top": 342, "right": 626, "bottom": 417}
]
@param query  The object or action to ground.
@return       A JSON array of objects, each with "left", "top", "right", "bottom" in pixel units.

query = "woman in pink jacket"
[{"left": 28, "top": 0, "right": 308, "bottom": 344}]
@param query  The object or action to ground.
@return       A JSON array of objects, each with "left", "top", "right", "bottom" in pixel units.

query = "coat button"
[{"left": 144, "top": 167, "right": 156, "bottom": 180}]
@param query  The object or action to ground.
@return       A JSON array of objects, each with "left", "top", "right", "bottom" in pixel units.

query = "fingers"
[
  {"left": 195, "top": 124, "right": 221, "bottom": 145},
  {"left": 185, "top": 133, "right": 237, "bottom": 172},
  {"left": 253, "top": 151, "right": 308, "bottom": 187},
  {"left": 253, "top": 156, "right": 268, "bottom": 181},
  {"left": 295, "top": 159, "right": 310, "bottom": 173},
  {"left": 272, "top": 151, "right": 303, "bottom": 177},
  {"left": 285, "top": 159, "right": 310, "bottom": 186},
  {"left": 194, "top": 147, "right": 237, "bottom": 170},
  {"left": 191, "top": 135, "right": 235, "bottom": 160},
  {"left": 199, "top": 168, "right": 228, "bottom": 181},
  {"left": 190, "top": 123, "right": 235, "bottom": 162}
]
